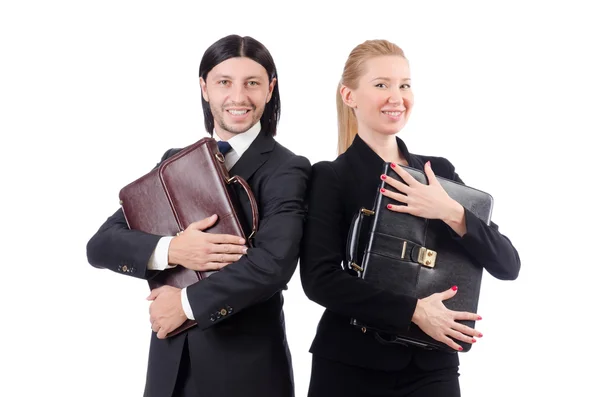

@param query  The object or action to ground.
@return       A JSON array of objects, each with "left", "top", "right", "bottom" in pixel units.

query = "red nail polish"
[
  {"left": 479, "top": 333, "right": 483, "bottom": 337},
  {"left": 458, "top": 346, "right": 463, "bottom": 351},
  {"left": 380, "top": 188, "right": 386, "bottom": 193},
  {"left": 387, "top": 204, "right": 392, "bottom": 209},
  {"left": 472, "top": 338, "right": 476, "bottom": 343},
  {"left": 452, "top": 285, "right": 458, "bottom": 291},
  {"left": 381, "top": 174, "right": 387, "bottom": 180},
  {"left": 477, "top": 316, "right": 482, "bottom": 321},
  {"left": 390, "top": 163, "right": 396, "bottom": 168}
]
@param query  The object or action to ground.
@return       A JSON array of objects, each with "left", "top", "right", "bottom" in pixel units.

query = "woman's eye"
[
  {"left": 400, "top": 83, "right": 411, "bottom": 89},
  {"left": 375, "top": 83, "right": 387, "bottom": 88}
]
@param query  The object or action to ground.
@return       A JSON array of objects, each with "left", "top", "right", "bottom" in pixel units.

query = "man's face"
[{"left": 200, "top": 57, "right": 276, "bottom": 140}]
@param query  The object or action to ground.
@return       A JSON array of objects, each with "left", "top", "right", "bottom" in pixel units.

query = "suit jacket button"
[
  {"left": 210, "top": 314, "right": 216, "bottom": 322},
  {"left": 227, "top": 306, "right": 233, "bottom": 314},
  {"left": 122, "top": 265, "right": 128, "bottom": 272},
  {"left": 220, "top": 308, "right": 227, "bottom": 316},
  {"left": 216, "top": 312, "right": 222, "bottom": 319}
]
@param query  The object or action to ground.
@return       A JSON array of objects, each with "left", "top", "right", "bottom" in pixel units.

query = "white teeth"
[
  {"left": 228, "top": 110, "right": 248, "bottom": 115},
  {"left": 383, "top": 111, "right": 402, "bottom": 116}
]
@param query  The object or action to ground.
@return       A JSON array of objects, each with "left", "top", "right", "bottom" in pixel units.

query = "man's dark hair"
[{"left": 199, "top": 35, "right": 280, "bottom": 136}]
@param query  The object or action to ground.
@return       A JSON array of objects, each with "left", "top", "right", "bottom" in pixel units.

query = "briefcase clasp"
[{"left": 418, "top": 247, "right": 437, "bottom": 268}]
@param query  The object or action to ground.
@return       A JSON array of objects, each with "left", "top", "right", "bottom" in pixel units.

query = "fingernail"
[
  {"left": 477, "top": 316, "right": 482, "bottom": 320},
  {"left": 479, "top": 333, "right": 483, "bottom": 337},
  {"left": 243, "top": 248, "right": 248, "bottom": 254},
  {"left": 380, "top": 188, "right": 386, "bottom": 193},
  {"left": 239, "top": 238, "right": 245, "bottom": 244},
  {"left": 387, "top": 204, "right": 392, "bottom": 209},
  {"left": 458, "top": 346, "right": 463, "bottom": 351},
  {"left": 426, "top": 161, "right": 431, "bottom": 167},
  {"left": 390, "top": 163, "right": 396, "bottom": 168},
  {"left": 472, "top": 338, "right": 476, "bottom": 343},
  {"left": 452, "top": 285, "right": 458, "bottom": 291},
  {"left": 381, "top": 174, "right": 387, "bottom": 180}
]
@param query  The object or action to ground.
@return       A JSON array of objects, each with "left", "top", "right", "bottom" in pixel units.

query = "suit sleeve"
[
  {"left": 299, "top": 162, "right": 417, "bottom": 332},
  {"left": 85, "top": 149, "right": 176, "bottom": 280},
  {"left": 186, "top": 155, "right": 311, "bottom": 330},
  {"left": 447, "top": 161, "right": 521, "bottom": 280}
]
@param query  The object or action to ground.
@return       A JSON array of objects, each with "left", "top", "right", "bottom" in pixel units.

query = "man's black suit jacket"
[
  {"left": 300, "top": 134, "right": 520, "bottom": 373},
  {"left": 87, "top": 132, "right": 311, "bottom": 397}
]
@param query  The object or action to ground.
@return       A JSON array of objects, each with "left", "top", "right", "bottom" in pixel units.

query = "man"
[{"left": 86, "top": 34, "right": 311, "bottom": 397}]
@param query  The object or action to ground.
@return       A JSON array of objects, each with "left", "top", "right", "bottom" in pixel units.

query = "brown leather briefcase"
[{"left": 118, "top": 137, "right": 259, "bottom": 337}]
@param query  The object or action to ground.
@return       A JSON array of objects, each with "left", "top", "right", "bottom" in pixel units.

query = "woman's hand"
[
  {"left": 381, "top": 161, "right": 467, "bottom": 236},
  {"left": 411, "top": 286, "right": 483, "bottom": 351}
]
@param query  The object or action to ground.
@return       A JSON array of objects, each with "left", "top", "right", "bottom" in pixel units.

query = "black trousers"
[{"left": 307, "top": 355, "right": 460, "bottom": 397}]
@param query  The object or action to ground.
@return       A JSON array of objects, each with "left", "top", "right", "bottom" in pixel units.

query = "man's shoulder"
[{"left": 269, "top": 140, "right": 310, "bottom": 167}]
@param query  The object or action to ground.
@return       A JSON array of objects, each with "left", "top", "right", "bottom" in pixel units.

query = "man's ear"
[
  {"left": 199, "top": 77, "right": 209, "bottom": 102},
  {"left": 266, "top": 77, "right": 277, "bottom": 103}
]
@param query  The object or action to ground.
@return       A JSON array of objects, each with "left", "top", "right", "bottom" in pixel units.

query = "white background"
[{"left": 1, "top": 1, "right": 599, "bottom": 396}]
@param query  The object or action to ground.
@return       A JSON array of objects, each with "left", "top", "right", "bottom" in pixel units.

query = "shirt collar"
[{"left": 214, "top": 122, "right": 262, "bottom": 158}]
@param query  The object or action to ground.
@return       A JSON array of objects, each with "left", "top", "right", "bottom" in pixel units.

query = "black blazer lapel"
[{"left": 229, "top": 133, "right": 274, "bottom": 181}]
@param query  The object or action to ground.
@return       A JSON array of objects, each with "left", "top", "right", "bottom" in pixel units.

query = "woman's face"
[{"left": 343, "top": 55, "right": 414, "bottom": 137}]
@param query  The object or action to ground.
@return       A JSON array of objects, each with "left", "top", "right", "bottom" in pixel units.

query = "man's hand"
[
  {"left": 147, "top": 286, "right": 188, "bottom": 339},
  {"left": 168, "top": 214, "right": 248, "bottom": 271}
]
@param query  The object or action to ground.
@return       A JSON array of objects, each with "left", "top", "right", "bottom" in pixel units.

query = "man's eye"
[
  {"left": 218, "top": 80, "right": 230, "bottom": 85},
  {"left": 247, "top": 81, "right": 259, "bottom": 86}
]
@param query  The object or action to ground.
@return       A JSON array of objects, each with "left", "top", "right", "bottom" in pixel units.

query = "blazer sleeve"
[
  {"left": 446, "top": 160, "right": 521, "bottom": 280},
  {"left": 186, "top": 155, "right": 311, "bottom": 330},
  {"left": 85, "top": 149, "right": 177, "bottom": 280},
  {"left": 300, "top": 162, "right": 417, "bottom": 332}
]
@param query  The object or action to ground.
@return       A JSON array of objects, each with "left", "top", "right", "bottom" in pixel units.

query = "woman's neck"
[{"left": 358, "top": 130, "right": 407, "bottom": 165}]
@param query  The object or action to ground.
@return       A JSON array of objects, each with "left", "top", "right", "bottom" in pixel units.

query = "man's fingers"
[
  {"left": 210, "top": 243, "right": 247, "bottom": 255},
  {"left": 206, "top": 233, "right": 246, "bottom": 245},
  {"left": 188, "top": 214, "right": 218, "bottom": 231},
  {"left": 208, "top": 253, "right": 243, "bottom": 263},
  {"left": 156, "top": 327, "right": 169, "bottom": 339},
  {"left": 147, "top": 287, "right": 165, "bottom": 301}
]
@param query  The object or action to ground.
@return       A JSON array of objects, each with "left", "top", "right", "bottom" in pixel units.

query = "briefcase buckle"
[
  {"left": 418, "top": 247, "right": 437, "bottom": 268},
  {"left": 350, "top": 262, "right": 364, "bottom": 272}
]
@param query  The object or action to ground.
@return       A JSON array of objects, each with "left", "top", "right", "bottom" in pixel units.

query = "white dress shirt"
[{"left": 147, "top": 121, "right": 262, "bottom": 320}]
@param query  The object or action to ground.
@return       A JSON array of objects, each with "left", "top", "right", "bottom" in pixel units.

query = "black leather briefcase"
[{"left": 346, "top": 163, "right": 493, "bottom": 353}]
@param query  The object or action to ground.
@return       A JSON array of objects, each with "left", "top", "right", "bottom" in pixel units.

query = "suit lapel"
[{"left": 229, "top": 133, "right": 274, "bottom": 181}]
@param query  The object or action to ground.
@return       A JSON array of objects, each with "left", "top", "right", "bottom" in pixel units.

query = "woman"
[{"left": 299, "top": 39, "right": 520, "bottom": 396}]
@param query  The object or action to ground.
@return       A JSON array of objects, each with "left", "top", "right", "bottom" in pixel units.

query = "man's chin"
[{"left": 221, "top": 122, "right": 256, "bottom": 135}]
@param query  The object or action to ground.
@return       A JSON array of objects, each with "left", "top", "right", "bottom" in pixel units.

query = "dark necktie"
[{"left": 217, "top": 141, "right": 232, "bottom": 155}]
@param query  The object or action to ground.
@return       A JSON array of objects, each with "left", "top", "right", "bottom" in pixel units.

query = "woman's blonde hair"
[{"left": 336, "top": 40, "right": 407, "bottom": 155}]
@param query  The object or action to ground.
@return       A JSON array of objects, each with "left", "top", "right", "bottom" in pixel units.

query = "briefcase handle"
[
  {"left": 345, "top": 207, "right": 375, "bottom": 276},
  {"left": 227, "top": 175, "right": 259, "bottom": 245}
]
